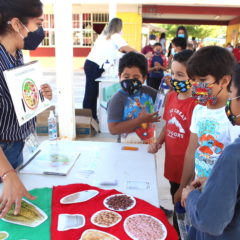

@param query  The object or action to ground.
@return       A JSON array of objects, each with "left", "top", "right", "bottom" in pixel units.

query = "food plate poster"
[{"left": 3, "top": 61, "right": 52, "bottom": 126}]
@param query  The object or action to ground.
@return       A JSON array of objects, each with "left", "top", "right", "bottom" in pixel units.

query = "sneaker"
[{"left": 160, "top": 205, "right": 173, "bottom": 218}]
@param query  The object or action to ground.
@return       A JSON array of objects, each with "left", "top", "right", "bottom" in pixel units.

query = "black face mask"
[
  {"left": 120, "top": 79, "right": 142, "bottom": 95},
  {"left": 24, "top": 27, "right": 45, "bottom": 50}
]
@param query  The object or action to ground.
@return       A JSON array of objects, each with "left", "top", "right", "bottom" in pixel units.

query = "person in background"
[
  {"left": 187, "top": 42, "right": 194, "bottom": 51},
  {"left": 232, "top": 43, "right": 240, "bottom": 63},
  {"left": 191, "top": 37, "right": 198, "bottom": 51},
  {"left": 148, "top": 50, "right": 196, "bottom": 237},
  {"left": 159, "top": 32, "right": 167, "bottom": 55},
  {"left": 168, "top": 37, "right": 187, "bottom": 69},
  {"left": 226, "top": 42, "right": 233, "bottom": 52},
  {"left": 83, "top": 18, "right": 135, "bottom": 121},
  {"left": 147, "top": 43, "right": 168, "bottom": 90},
  {"left": 172, "top": 37, "right": 187, "bottom": 54},
  {"left": 141, "top": 34, "right": 156, "bottom": 58},
  {"left": 182, "top": 63, "right": 240, "bottom": 240},
  {"left": 0, "top": 0, "right": 52, "bottom": 217},
  {"left": 168, "top": 26, "right": 188, "bottom": 68},
  {"left": 176, "top": 26, "right": 188, "bottom": 41}
]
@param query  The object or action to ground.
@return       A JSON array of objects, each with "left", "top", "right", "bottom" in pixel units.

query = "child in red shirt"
[
  {"left": 148, "top": 49, "right": 197, "bottom": 235},
  {"left": 148, "top": 43, "right": 168, "bottom": 90}
]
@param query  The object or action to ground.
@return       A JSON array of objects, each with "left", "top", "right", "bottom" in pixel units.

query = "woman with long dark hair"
[{"left": 0, "top": 0, "right": 52, "bottom": 217}]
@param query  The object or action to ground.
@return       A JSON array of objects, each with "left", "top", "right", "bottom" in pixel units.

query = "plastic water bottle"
[
  {"left": 103, "top": 60, "right": 111, "bottom": 79},
  {"left": 175, "top": 202, "right": 191, "bottom": 240},
  {"left": 154, "top": 92, "right": 165, "bottom": 115},
  {"left": 48, "top": 110, "right": 57, "bottom": 141}
]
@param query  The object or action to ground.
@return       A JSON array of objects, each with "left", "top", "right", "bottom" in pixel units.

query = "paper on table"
[
  {"left": 72, "top": 150, "right": 101, "bottom": 179},
  {"left": 20, "top": 148, "right": 80, "bottom": 176},
  {"left": 126, "top": 181, "right": 151, "bottom": 190}
]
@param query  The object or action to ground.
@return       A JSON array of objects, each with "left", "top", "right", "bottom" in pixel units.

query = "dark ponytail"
[{"left": 0, "top": 0, "right": 43, "bottom": 35}]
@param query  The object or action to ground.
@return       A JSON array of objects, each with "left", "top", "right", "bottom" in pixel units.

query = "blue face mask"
[
  {"left": 23, "top": 26, "right": 45, "bottom": 50},
  {"left": 178, "top": 34, "right": 185, "bottom": 38}
]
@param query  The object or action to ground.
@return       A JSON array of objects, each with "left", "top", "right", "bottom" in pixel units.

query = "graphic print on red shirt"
[{"left": 163, "top": 91, "right": 197, "bottom": 183}]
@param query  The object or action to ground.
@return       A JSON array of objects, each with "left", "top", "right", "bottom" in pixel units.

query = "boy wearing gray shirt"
[{"left": 107, "top": 52, "right": 160, "bottom": 144}]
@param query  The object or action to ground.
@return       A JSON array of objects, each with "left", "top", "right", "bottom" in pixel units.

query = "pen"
[
  {"left": 43, "top": 171, "right": 66, "bottom": 176},
  {"left": 18, "top": 149, "right": 41, "bottom": 171}
]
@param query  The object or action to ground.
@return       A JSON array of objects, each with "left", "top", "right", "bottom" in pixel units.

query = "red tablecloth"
[{"left": 51, "top": 183, "right": 178, "bottom": 240}]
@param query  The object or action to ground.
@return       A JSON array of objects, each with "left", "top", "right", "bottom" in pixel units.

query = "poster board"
[{"left": 4, "top": 61, "right": 52, "bottom": 126}]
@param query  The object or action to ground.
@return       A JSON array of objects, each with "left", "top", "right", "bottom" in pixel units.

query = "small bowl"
[
  {"left": 60, "top": 190, "right": 99, "bottom": 204},
  {"left": 57, "top": 214, "right": 85, "bottom": 231}
]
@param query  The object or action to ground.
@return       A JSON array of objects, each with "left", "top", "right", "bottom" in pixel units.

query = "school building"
[{"left": 27, "top": 3, "right": 240, "bottom": 70}]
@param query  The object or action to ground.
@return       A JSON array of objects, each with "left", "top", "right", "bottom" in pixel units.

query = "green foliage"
[{"left": 152, "top": 24, "right": 226, "bottom": 40}]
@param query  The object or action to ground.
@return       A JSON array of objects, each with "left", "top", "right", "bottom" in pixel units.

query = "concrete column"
[
  {"left": 54, "top": 1, "right": 76, "bottom": 139},
  {"left": 109, "top": 2, "right": 117, "bottom": 20}
]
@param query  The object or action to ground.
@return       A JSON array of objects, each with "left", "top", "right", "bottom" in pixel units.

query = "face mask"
[
  {"left": 171, "top": 48, "right": 176, "bottom": 56},
  {"left": 120, "top": 79, "right": 142, "bottom": 95},
  {"left": 192, "top": 82, "right": 222, "bottom": 105},
  {"left": 149, "top": 40, "right": 156, "bottom": 46},
  {"left": 171, "top": 79, "right": 191, "bottom": 93},
  {"left": 155, "top": 50, "right": 161, "bottom": 55},
  {"left": 225, "top": 96, "right": 240, "bottom": 125},
  {"left": 178, "top": 34, "right": 185, "bottom": 38},
  {"left": 23, "top": 26, "right": 45, "bottom": 50}
]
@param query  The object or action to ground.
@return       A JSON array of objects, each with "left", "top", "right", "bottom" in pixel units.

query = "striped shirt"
[{"left": 0, "top": 43, "right": 35, "bottom": 141}]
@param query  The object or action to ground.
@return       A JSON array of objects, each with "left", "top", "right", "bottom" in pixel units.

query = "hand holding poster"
[{"left": 3, "top": 61, "right": 52, "bottom": 126}]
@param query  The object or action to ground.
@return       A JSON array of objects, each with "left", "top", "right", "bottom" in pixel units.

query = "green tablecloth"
[{"left": 0, "top": 188, "right": 52, "bottom": 240}]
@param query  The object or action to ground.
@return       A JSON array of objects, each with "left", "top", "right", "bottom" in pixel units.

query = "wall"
[
  {"left": 226, "top": 17, "right": 240, "bottom": 46},
  {"left": 29, "top": 4, "right": 142, "bottom": 70}
]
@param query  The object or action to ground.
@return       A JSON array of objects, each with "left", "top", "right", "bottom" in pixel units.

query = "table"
[{"left": 3, "top": 140, "right": 159, "bottom": 207}]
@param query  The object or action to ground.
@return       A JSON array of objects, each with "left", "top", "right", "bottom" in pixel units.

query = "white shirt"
[
  {"left": 87, "top": 33, "right": 127, "bottom": 67},
  {"left": 190, "top": 105, "right": 235, "bottom": 178}
]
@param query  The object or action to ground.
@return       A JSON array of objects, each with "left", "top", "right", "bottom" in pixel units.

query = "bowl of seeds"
[
  {"left": 104, "top": 194, "right": 136, "bottom": 211},
  {"left": 91, "top": 210, "right": 122, "bottom": 228}
]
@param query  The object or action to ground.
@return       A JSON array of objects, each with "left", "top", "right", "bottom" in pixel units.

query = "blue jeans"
[{"left": 0, "top": 141, "right": 24, "bottom": 169}]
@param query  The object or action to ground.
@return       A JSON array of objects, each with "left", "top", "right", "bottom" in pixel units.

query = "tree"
[{"left": 152, "top": 24, "right": 226, "bottom": 41}]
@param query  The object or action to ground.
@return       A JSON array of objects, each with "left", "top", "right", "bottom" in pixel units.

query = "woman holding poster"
[{"left": 0, "top": 0, "right": 52, "bottom": 217}]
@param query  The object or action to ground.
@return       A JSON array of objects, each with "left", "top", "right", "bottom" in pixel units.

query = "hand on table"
[
  {"left": 0, "top": 173, "right": 36, "bottom": 218},
  {"left": 148, "top": 142, "right": 162, "bottom": 153},
  {"left": 41, "top": 84, "right": 52, "bottom": 101}
]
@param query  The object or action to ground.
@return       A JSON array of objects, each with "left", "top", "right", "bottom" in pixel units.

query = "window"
[
  {"left": 40, "top": 13, "right": 108, "bottom": 48},
  {"left": 73, "top": 13, "right": 109, "bottom": 47},
  {"left": 41, "top": 14, "right": 55, "bottom": 47}
]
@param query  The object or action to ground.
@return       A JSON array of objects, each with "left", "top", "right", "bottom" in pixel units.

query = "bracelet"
[{"left": 1, "top": 169, "right": 16, "bottom": 181}]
